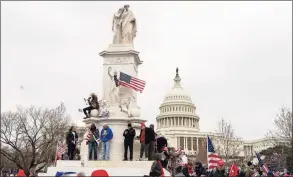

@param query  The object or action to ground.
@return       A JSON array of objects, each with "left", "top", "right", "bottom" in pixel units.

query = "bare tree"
[
  {"left": 0, "top": 103, "right": 71, "bottom": 177},
  {"left": 215, "top": 118, "right": 243, "bottom": 162},
  {"left": 269, "top": 106, "right": 292, "bottom": 170}
]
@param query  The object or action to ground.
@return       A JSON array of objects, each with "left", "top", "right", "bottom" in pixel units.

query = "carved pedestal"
[
  {"left": 80, "top": 44, "right": 146, "bottom": 163},
  {"left": 99, "top": 44, "right": 143, "bottom": 106}
]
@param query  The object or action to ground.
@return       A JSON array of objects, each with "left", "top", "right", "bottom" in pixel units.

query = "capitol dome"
[{"left": 156, "top": 68, "right": 200, "bottom": 133}]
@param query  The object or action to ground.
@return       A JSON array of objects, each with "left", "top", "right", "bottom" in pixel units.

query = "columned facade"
[{"left": 156, "top": 68, "right": 203, "bottom": 157}]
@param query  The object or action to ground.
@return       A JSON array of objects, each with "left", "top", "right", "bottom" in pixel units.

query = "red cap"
[{"left": 91, "top": 170, "right": 109, "bottom": 177}]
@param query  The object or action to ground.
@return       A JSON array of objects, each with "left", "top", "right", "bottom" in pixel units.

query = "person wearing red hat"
[{"left": 137, "top": 122, "right": 146, "bottom": 160}]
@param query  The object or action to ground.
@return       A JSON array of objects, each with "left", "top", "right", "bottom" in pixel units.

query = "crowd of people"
[
  {"left": 82, "top": 121, "right": 164, "bottom": 161},
  {"left": 64, "top": 122, "right": 292, "bottom": 177},
  {"left": 148, "top": 151, "right": 293, "bottom": 177},
  {"left": 0, "top": 168, "right": 18, "bottom": 177}
]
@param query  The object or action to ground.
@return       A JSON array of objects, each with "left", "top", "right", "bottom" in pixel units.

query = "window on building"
[
  {"left": 193, "top": 137, "right": 197, "bottom": 151},
  {"left": 187, "top": 137, "right": 192, "bottom": 150},
  {"left": 180, "top": 137, "right": 184, "bottom": 149}
]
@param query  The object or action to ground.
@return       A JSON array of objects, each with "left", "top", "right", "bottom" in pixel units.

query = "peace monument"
[{"left": 39, "top": 5, "right": 170, "bottom": 176}]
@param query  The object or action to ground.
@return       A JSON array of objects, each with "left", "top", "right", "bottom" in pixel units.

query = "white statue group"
[
  {"left": 112, "top": 5, "right": 137, "bottom": 45},
  {"left": 80, "top": 5, "right": 139, "bottom": 119}
]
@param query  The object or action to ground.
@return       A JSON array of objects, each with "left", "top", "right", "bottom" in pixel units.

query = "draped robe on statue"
[
  {"left": 112, "top": 9, "right": 123, "bottom": 44},
  {"left": 121, "top": 10, "right": 137, "bottom": 45}
]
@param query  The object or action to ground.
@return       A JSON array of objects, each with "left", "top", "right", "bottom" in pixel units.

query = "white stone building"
[{"left": 156, "top": 69, "right": 287, "bottom": 162}]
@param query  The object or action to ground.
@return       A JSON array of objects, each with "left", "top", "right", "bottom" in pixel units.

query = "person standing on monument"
[
  {"left": 66, "top": 126, "right": 78, "bottom": 160},
  {"left": 100, "top": 124, "right": 113, "bottom": 161},
  {"left": 145, "top": 124, "right": 156, "bottom": 161},
  {"left": 123, "top": 123, "right": 136, "bottom": 161},
  {"left": 87, "top": 123, "right": 100, "bottom": 161},
  {"left": 137, "top": 123, "right": 147, "bottom": 160}
]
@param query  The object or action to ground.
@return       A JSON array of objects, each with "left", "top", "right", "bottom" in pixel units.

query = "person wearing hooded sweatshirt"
[
  {"left": 100, "top": 124, "right": 113, "bottom": 160},
  {"left": 66, "top": 126, "right": 78, "bottom": 160},
  {"left": 88, "top": 123, "right": 100, "bottom": 160},
  {"left": 123, "top": 123, "right": 136, "bottom": 161}
]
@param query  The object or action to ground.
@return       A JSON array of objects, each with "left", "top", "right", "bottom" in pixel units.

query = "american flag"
[
  {"left": 85, "top": 130, "right": 92, "bottom": 145},
  {"left": 118, "top": 72, "right": 146, "bottom": 93},
  {"left": 56, "top": 141, "right": 66, "bottom": 160},
  {"left": 207, "top": 136, "right": 221, "bottom": 169},
  {"left": 255, "top": 151, "right": 269, "bottom": 174}
]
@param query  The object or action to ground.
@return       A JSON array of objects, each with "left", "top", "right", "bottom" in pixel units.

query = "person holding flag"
[
  {"left": 87, "top": 123, "right": 100, "bottom": 161},
  {"left": 255, "top": 151, "right": 273, "bottom": 176}
]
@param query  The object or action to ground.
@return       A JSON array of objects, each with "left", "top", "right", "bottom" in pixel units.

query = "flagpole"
[{"left": 206, "top": 134, "right": 208, "bottom": 169}]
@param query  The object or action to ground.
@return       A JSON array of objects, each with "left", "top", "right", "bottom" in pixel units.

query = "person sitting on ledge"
[{"left": 83, "top": 93, "right": 99, "bottom": 119}]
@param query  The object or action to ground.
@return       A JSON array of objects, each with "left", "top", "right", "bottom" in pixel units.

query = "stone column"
[
  {"left": 197, "top": 137, "right": 199, "bottom": 151},
  {"left": 191, "top": 138, "right": 194, "bottom": 152}
]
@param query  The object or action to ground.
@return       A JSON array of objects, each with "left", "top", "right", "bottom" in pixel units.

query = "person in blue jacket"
[{"left": 100, "top": 123, "right": 113, "bottom": 160}]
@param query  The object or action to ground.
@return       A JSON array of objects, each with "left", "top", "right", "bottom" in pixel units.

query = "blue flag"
[{"left": 55, "top": 171, "right": 76, "bottom": 177}]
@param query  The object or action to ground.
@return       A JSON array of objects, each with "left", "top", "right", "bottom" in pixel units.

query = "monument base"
[
  {"left": 82, "top": 106, "right": 147, "bottom": 162},
  {"left": 39, "top": 160, "right": 171, "bottom": 176}
]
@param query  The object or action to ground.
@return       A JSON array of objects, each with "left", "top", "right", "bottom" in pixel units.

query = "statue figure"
[
  {"left": 112, "top": 5, "right": 137, "bottom": 45},
  {"left": 112, "top": 7, "right": 124, "bottom": 44},
  {"left": 108, "top": 67, "right": 120, "bottom": 105},
  {"left": 120, "top": 96, "right": 140, "bottom": 118},
  {"left": 98, "top": 100, "right": 110, "bottom": 118},
  {"left": 176, "top": 67, "right": 179, "bottom": 75}
]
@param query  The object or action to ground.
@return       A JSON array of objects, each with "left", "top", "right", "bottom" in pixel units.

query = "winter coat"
[
  {"left": 100, "top": 127, "right": 113, "bottom": 142},
  {"left": 89, "top": 129, "right": 100, "bottom": 143},
  {"left": 66, "top": 131, "right": 78, "bottom": 145},
  {"left": 123, "top": 127, "right": 136, "bottom": 142},
  {"left": 145, "top": 127, "right": 156, "bottom": 144}
]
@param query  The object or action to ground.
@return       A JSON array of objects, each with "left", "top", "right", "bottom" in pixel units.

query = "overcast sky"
[{"left": 1, "top": 1, "right": 292, "bottom": 140}]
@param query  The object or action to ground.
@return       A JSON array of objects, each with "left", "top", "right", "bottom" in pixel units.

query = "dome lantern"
[{"left": 173, "top": 67, "right": 182, "bottom": 89}]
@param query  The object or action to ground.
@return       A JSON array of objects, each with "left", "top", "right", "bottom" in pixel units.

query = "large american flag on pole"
[
  {"left": 207, "top": 136, "right": 222, "bottom": 169},
  {"left": 255, "top": 151, "right": 270, "bottom": 174},
  {"left": 118, "top": 72, "right": 146, "bottom": 93}
]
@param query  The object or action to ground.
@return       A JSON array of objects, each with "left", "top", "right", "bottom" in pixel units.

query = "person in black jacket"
[
  {"left": 123, "top": 123, "right": 136, "bottom": 161},
  {"left": 66, "top": 126, "right": 78, "bottom": 160},
  {"left": 145, "top": 124, "right": 156, "bottom": 160}
]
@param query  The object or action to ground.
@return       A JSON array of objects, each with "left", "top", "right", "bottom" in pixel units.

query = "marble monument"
[{"left": 40, "top": 6, "right": 170, "bottom": 176}]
